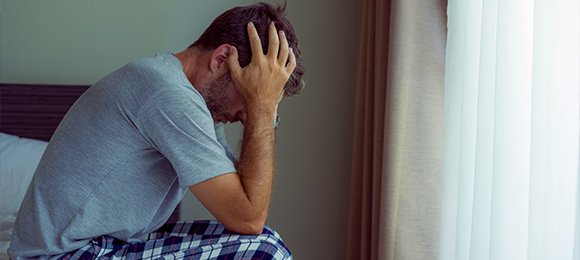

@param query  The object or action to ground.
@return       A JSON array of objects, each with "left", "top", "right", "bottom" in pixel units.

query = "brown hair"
[{"left": 190, "top": 2, "right": 305, "bottom": 96}]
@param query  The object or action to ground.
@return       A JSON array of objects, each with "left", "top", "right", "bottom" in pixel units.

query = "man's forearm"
[{"left": 235, "top": 107, "right": 277, "bottom": 224}]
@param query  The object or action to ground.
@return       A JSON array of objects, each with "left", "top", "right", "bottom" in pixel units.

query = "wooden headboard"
[
  {"left": 0, "top": 84, "right": 90, "bottom": 141},
  {"left": 0, "top": 83, "right": 180, "bottom": 223}
]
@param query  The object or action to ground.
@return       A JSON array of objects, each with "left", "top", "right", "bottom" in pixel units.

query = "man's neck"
[{"left": 174, "top": 48, "right": 209, "bottom": 88}]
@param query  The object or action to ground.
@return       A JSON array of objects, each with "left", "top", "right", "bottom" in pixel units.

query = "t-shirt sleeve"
[{"left": 137, "top": 85, "right": 237, "bottom": 187}]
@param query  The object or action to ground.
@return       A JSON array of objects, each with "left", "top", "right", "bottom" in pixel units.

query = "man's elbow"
[
  {"left": 243, "top": 221, "right": 266, "bottom": 235},
  {"left": 224, "top": 215, "right": 267, "bottom": 235}
]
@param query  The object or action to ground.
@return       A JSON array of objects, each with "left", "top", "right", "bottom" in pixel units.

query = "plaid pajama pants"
[{"left": 58, "top": 221, "right": 292, "bottom": 260}]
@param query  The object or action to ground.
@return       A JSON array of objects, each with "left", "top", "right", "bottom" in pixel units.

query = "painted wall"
[{"left": 0, "top": 1, "right": 358, "bottom": 259}]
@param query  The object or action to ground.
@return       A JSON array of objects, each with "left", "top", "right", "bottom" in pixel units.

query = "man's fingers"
[
  {"left": 247, "top": 22, "right": 264, "bottom": 61},
  {"left": 277, "top": 30, "right": 289, "bottom": 65},
  {"left": 267, "top": 22, "right": 280, "bottom": 60},
  {"left": 227, "top": 46, "right": 242, "bottom": 78},
  {"left": 234, "top": 21, "right": 295, "bottom": 105},
  {"left": 286, "top": 48, "right": 297, "bottom": 74}
]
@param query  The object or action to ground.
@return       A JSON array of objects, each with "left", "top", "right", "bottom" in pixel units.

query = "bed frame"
[
  {"left": 0, "top": 84, "right": 90, "bottom": 141},
  {"left": 0, "top": 83, "right": 180, "bottom": 223}
]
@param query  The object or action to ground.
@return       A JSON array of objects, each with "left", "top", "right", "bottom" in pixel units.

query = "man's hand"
[{"left": 227, "top": 21, "right": 296, "bottom": 115}]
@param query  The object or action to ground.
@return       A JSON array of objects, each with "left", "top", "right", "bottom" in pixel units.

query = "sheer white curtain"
[{"left": 440, "top": 0, "right": 580, "bottom": 259}]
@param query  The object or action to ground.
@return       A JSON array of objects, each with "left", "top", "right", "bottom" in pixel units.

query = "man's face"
[{"left": 201, "top": 73, "right": 247, "bottom": 125}]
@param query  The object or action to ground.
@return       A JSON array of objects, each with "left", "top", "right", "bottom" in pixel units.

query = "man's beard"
[{"left": 200, "top": 73, "right": 232, "bottom": 122}]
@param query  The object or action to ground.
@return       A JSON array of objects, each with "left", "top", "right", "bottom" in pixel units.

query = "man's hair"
[{"left": 190, "top": 2, "right": 305, "bottom": 97}]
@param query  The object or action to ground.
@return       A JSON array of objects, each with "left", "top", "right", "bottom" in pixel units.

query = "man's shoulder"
[
  {"left": 95, "top": 53, "right": 192, "bottom": 95},
  {"left": 123, "top": 53, "right": 182, "bottom": 78},
  {"left": 84, "top": 53, "right": 197, "bottom": 116}
]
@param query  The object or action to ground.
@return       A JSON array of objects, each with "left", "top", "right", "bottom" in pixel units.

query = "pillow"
[{"left": 0, "top": 132, "right": 48, "bottom": 258}]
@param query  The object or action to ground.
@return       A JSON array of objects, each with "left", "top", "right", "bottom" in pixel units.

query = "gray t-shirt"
[{"left": 9, "top": 53, "right": 237, "bottom": 260}]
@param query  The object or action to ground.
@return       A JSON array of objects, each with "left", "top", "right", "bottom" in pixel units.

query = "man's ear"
[{"left": 209, "top": 44, "right": 234, "bottom": 73}]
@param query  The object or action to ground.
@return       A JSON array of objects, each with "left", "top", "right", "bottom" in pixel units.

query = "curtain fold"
[
  {"left": 441, "top": 0, "right": 580, "bottom": 259},
  {"left": 347, "top": 0, "right": 447, "bottom": 259}
]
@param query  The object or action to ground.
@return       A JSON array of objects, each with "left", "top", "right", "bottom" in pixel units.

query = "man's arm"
[{"left": 189, "top": 21, "right": 296, "bottom": 235}]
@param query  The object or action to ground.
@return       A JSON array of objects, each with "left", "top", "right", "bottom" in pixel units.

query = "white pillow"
[{"left": 0, "top": 132, "right": 48, "bottom": 258}]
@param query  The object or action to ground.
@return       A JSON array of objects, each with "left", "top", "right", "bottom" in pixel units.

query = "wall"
[{"left": 0, "top": 1, "right": 358, "bottom": 259}]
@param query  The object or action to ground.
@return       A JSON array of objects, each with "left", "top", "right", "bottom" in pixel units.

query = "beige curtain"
[{"left": 347, "top": 0, "right": 447, "bottom": 259}]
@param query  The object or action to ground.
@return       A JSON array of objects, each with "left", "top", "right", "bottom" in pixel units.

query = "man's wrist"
[{"left": 245, "top": 104, "right": 277, "bottom": 126}]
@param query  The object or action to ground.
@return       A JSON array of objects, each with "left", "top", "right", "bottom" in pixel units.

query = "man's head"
[
  {"left": 199, "top": 71, "right": 246, "bottom": 124},
  {"left": 190, "top": 2, "right": 305, "bottom": 97}
]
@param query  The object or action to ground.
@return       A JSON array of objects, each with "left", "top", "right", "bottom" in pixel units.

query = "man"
[{"left": 9, "top": 2, "right": 304, "bottom": 260}]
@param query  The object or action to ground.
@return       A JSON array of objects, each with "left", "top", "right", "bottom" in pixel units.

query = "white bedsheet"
[{"left": 0, "top": 132, "right": 48, "bottom": 260}]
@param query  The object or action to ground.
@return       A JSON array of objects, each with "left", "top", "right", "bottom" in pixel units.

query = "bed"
[{"left": 0, "top": 83, "right": 180, "bottom": 259}]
